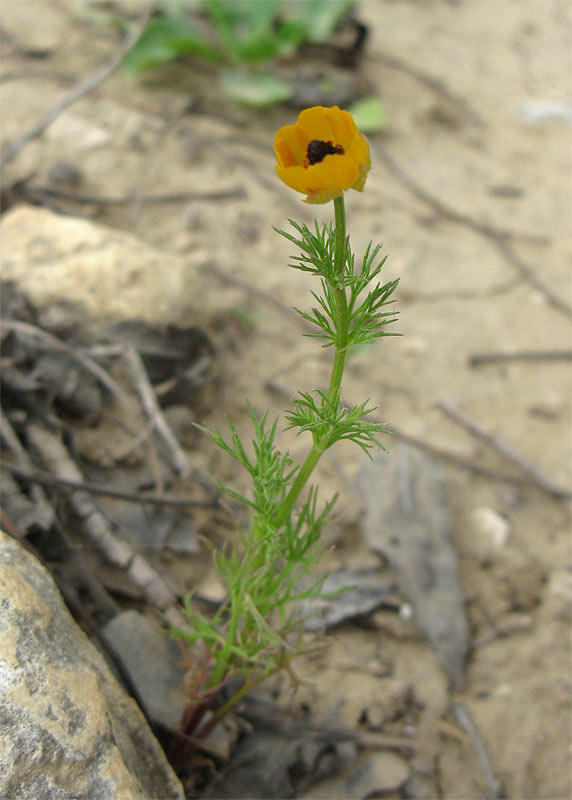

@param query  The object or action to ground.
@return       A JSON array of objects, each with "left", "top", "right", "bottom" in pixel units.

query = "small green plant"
[
  {"left": 172, "top": 105, "right": 398, "bottom": 748},
  {"left": 123, "top": 0, "right": 356, "bottom": 106}
]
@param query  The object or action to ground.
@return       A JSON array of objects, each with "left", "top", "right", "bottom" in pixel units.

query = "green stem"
[
  {"left": 273, "top": 196, "right": 349, "bottom": 529},
  {"left": 325, "top": 195, "right": 349, "bottom": 410},
  {"left": 208, "top": 588, "right": 240, "bottom": 687}
]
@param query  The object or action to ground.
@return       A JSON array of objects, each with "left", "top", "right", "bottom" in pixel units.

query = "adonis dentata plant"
[{"left": 173, "top": 106, "right": 398, "bottom": 744}]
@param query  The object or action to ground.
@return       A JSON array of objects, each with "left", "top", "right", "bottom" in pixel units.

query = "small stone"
[
  {"left": 362, "top": 679, "right": 412, "bottom": 728},
  {"left": 101, "top": 610, "right": 188, "bottom": 731},
  {"left": 47, "top": 113, "right": 112, "bottom": 149},
  {"left": 468, "top": 507, "right": 510, "bottom": 562}
]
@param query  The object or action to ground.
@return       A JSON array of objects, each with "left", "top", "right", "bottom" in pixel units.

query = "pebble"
[
  {"left": 101, "top": 610, "right": 187, "bottom": 731},
  {"left": 468, "top": 506, "right": 510, "bottom": 562},
  {"left": 47, "top": 114, "right": 112, "bottom": 150}
]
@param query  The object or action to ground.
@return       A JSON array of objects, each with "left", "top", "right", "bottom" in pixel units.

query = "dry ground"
[{"left": 1, "top": 1, "right": 571, "bottom": 798}]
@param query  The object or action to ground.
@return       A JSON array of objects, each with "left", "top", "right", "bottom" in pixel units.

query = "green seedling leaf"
[
  {"left": 205, "top": 0, "right": 305, "bottom": 62},
  {"left": 221, "top": 69, "right": 292, "bottom": 107},
  {"left": 292, "top": 0, "right": 355, "bottom": 44},
  {"left": 347, "top": 96, "right": 387, "bottom": 133},
  {"left": 122, "top": 16, "right": 221, "bottom": 73}
]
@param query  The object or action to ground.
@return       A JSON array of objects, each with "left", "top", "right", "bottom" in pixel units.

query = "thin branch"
[
  {"left": 469, "top": 349, "right": 572, "bottom": 367},
  {"left": 24, "top": 422, "right": 185, "bottom": 618},
  {"left": 374, "top": 143, "right": 571, "bottom": 318},
  {"left": 0, "top": 8, "right": 152, "bottom": 166},
  {"left": 264, "top": 380, "right": 552, "bottom": 491},
  {"left": 371, "top": 51, "right": 485, "bottom": 126},
  {"left": 375, "top": 143, "right": 550, "bottom": 247},
  {"left": 493, "top": 236, "right": 572, "bottom": 318},
  {"left": 0, "top": 408, "right": 54, "bottom": 528},
  {"left": 0, "top": 460, "right": 220, "bottom": 510},
  {"left": 20, "top": 183, "right": 247, "bottom": 207},
  {"left": 123, "top": 345, "right": 191, "bottom": 478},
  {"left": 437, "top": 398, "right": 570, "bottom": 499},
  {"left": 451, "top": 702, "right": 504, "bottom": 800},
  {"left": 0, "top": 319, "right": 132, "bottom": 410}
]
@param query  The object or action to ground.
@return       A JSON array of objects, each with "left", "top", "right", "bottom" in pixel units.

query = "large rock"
[
  {"left": 1, "top": 204, "right": 237, "bottom": 324},
  {"left": 0, "top": 530, "right": 184, "bottom": 800}
]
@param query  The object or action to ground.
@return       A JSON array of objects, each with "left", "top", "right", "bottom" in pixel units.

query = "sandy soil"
[{"left": 1, "top": 1, "right": 570, "bottom": 798}]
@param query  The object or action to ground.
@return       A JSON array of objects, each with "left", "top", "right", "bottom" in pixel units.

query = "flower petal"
[
  {"left": 295, "top": 106, "right": 335, "bottom": 143},
  {"left": 274, "top": 124, "right": 308, "bottom": 167},
  {"left": 325, "top": 107, "right": 358, "bottom": 150},
  {"left": 273, "top": 106, "right": 371, "bottom": 203}
]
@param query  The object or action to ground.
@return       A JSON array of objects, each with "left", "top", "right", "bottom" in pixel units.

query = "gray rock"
[
  {"left": 0, "top": 205, "right": 238, "bottom": 325},
  {"left": 0, "top": 530, "right": 184, "bottom": 800},
  {"left": 357, "top": 444, "right": 470, "bottom": 689},
  {"left": 101, "top": 610, "right": 188, "bottom": 732}
]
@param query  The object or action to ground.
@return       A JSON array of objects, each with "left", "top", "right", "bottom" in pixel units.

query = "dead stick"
[
  {"left": 493, "top": 237, "right": 571, "bottom": 318},
  {"left": 371, "top": 51, "right": 484, "bottom": 126},
  {"left": 123, "top": 345, "right": 191, "bottom": 477},
  {"left": 451, "top": 702, "right": 504, "bottom": 799},
  {"left": 375, "top": 143, "right": 549, "bottom": 247},
  {"left": 437, "top": 398, "right": 570, "bottom": 499},
  {"left": 374, "top": 143, "right": 570, "bottom": 318},
  {"left": 469, "top": 349, "right": 572, "bottom": 367},
  {"left": 264, "top": 379, "right": 555, "bottom": 491},
  {"left": 0, "top": 8, "right": 151, "bottom": 166},
  {"left": 0, "top": 408, "right": 54, "bottom": 526},
  {"left": 25, "top": 423, "right": 183, "bottom": 615},
  {"left": 0, "top": 460, "right": 219, "bottom": 510},
  {"left": 21, "top": 184, "right": 246, "bottom": 206},
  {"left": 0, "top": 319, "right": 132, "bottom": 409}
]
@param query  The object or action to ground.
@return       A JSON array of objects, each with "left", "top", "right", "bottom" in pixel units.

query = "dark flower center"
[{"left": 305, "top": 139, "right": 345, "bottom": 166}]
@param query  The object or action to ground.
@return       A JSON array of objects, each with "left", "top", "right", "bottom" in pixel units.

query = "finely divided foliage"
[{"left": 174, "top": 108, "right": 398, "bottom": 732}]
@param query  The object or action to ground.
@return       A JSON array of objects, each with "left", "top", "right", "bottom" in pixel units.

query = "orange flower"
[{"left": 274, "top": 106, "right": 371, "bottom": 204}]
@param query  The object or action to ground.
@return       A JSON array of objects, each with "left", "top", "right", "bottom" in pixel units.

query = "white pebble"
[{"left": 468, "top": 507, "right": 510, "bottom": 561}]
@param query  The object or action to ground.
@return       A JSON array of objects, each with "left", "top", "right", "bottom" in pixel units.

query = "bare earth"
[{"left": 1, "top": 2, "right": 570, "bottom": 798}]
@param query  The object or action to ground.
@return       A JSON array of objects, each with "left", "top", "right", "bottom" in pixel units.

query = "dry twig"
[
  {"left": 123, "top": 345, "right": 192, "bottom": 478},
  {"left": 203, "top": 261, "right": 310, "bottom": 331},
  {"left": 371, "top": 51, "right": 484, "bottom": 126},
  {"left": 264, "top": 379, "right": 552, "bottom": 492},
  {"left": 437, "top": 398, "right": 570, "bottom": 499},
  {"left": 20, "top": 183, "right": 246, "bottom": 207},
  {"left": 0, "top": 408, "right": 54, "bottom": 529},
  {"left": 25, "top": 423, "right": 183, "bottom": 616},
  {"left": 374, "top": 144, "right": 570, "bottom": 318},
  {"left": 469, "top": 349, "right": 572, "bottom": 367},
  {"left": 0, "top": 319, "right": 132, "bottom": 409},
  {"left": 0, "top": 8, "right": 151, "bottom": 166},
  {"left": 451, "top": 702, "right": 504, "bottom": 800},
  {"left": 0, "top": 460, "right": 220, "bottom": 510}
]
